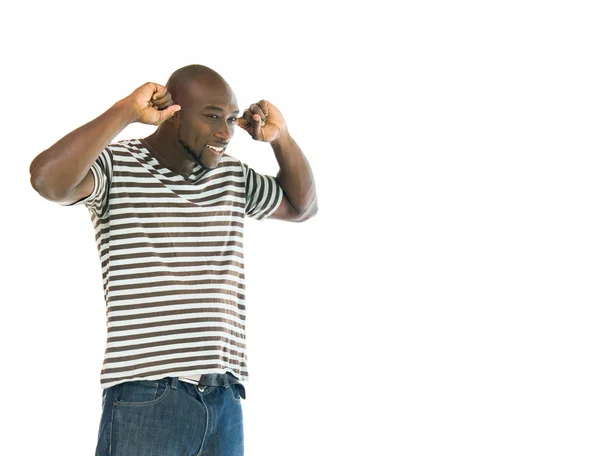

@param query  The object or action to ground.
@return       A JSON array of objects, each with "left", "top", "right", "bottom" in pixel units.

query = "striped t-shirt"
[{"left": 67, "top": 138, "right": 283, "bottom": 389}]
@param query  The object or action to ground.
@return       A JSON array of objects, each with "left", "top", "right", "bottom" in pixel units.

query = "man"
[{"left": 29, "top": 64, "right": 317, "bottom": 456}]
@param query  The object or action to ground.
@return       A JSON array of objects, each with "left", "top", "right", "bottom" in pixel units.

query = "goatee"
[{"left": 178, "top": 137, "right": 206, "bottom": 169}]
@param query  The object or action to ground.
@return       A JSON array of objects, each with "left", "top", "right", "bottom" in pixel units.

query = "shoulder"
[
  {"left": 221, "top": 153, "right": 242, "bottom": 166},
  {"left": 103, "top": 138, "right": 149, "bottom": 165},
  {"left": 217, "top": 154, "right": 245, "bottom": 175},
  {"left": 111, "top": 138, "right": 144, "bottom": 155}
]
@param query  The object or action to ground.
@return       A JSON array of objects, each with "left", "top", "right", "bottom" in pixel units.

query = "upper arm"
[
  {"left": 242, "top": 161, "right": 317, "bottom": 222},
  {"left": 59, "top": 169, "right": 95, "bottom": 205},
  {"left": 243, "top": 163, "right": 283, "bottom": 220},
  {"left": 59, "top": 147, "right": 113, "bottom": 211},
  {"left": 268, "top": 191, "right": 318, "bottom": 222}
]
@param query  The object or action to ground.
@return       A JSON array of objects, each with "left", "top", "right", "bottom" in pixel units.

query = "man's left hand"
[{"left": 236, "top": 100, "right": 287, "bottom": 143}]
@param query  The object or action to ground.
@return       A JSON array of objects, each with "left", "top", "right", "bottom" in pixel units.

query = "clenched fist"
[
  {"left": 125, "top": 82, "right": 181, "bottom": 126},
  {"left": 236, "top": 100, "right": 287, "bottom": 143}
]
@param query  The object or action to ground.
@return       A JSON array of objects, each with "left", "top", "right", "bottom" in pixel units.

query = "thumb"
[
  {"left": 235, "top": 116, "right": 252, "bottom": 132},
  {"left": 251, "top": 114, "right": 263, "bottom": 141},
  {"left": 157, "top": 104, "right": 181, "bottom": 123}
]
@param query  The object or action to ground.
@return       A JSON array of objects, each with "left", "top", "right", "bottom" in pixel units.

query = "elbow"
[
  {"left": 30, "top": 169, "right": 69, "bottom": 202},
  {"left": 29, "top": 154, "right": 71, "bottom": 202},
  {"left": 294, "top": 198, "right": 318, "bottom": 223},
  {"left": 30, "top": 171, "right": 53, "bottom": 201},
  {"left": 29, "top": 157, "right": 44, "bottom": 192},
  {"left": 30, "top": 170, "right": 49, "bottom": 198}
]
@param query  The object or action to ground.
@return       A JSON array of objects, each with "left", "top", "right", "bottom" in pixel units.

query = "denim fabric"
[{"left": 95, "top": 377, "right": 245, "bottom": 456}]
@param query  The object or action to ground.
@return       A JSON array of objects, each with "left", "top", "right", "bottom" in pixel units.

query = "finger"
[
  {"left": 241, "top": 109, "right": 255, "bottom": 131},
  {"left": 257, "top": 100, "right": 269, "bottom": 117},
  {"left": 251, "top": 113, "right": 261, "bottom": 139},
  {"left": 151, "top": 92, "right": 172, "bottom": 106},
  {"left": 150, "top": 95, "right": 170, "bottom": 109},
  {"left": 249, "top": 104, "right": 266, "bottom": 121},
  {"left": 235, "top": 116, "right": 251, "bottom": 131},
  {"left": 151, "top": 95, "right": 173, "bottom": 110},
  {"left": 157, "top": 104, "right": 181, "bottom": 123},
  {"left": 247, "top": 106, "right": 266, "bottom": 127},
  {"left": 154, "top": 99, "right": 175, "bottom": 111},
  {"left": 150, "top": 85, "right": 168, "bottom": 104}
]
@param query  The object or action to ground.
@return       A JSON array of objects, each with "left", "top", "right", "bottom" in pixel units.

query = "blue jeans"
[{"left": 95, "top": 376, "right": 245, "bottom": 456}]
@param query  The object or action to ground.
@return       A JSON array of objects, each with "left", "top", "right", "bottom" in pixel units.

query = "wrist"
[
  {"left": 271, "top": 127, "right": 292, "bottom": 148},
  {"left": 112, "top": 98, "right": 140, "bottom": 125}
]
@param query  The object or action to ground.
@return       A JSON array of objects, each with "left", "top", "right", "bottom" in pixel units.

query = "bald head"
[{"left": 166, "top": 65, "right": 234, "bottom": 108}]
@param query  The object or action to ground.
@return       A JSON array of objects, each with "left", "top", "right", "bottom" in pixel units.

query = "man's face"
[{"left": 176, "top": 80, "right": 240, "bottom": 169}]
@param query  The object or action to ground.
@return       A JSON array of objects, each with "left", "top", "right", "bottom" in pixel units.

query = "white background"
[{"left": 2, "top": 1, "right": 599, "bottom": 455}]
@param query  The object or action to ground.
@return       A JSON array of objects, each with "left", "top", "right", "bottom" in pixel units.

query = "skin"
[{"left": 29, "top": 65, "right": 317, "bottom": 222}]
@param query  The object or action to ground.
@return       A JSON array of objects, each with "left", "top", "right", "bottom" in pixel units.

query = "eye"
[
  {"left": 205, "top": 114, "right": 219, "bottom": 119},
  {"left": 228, "top": 117, "right": 237, "bottom": 123}
]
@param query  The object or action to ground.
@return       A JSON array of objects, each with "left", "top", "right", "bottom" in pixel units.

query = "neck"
[{"left": 143, "top": 127, "right": 201, "bottom": 178}]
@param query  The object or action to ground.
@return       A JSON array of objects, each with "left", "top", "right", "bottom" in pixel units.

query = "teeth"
[{"left": 207, "top": 145, "right": 224, "bottom": 152}]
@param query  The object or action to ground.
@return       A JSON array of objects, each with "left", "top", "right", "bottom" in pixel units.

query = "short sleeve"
[
  {"left": 242, "top": 163, "right": 283, "bottom": 220},
  {"left": 62, "top": 147, "right": 113, "bottom": 216}
]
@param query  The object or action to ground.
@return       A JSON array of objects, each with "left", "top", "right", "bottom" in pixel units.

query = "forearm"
[
  {"left": 29, "top": 99, "right": 137, "bottom": 200},
  {"left": 271, "top": 130, "right": 317, "bottom": 216}
]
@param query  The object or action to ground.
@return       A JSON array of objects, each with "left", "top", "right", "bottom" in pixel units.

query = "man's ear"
[{"left": 167, "top": 108, "right": 181, "bottom": 124}]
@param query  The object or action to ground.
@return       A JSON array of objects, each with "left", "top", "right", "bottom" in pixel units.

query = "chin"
[
  {"left": 201, "top": 159, "right": 219, "bottom": 169},
  {"left": 198, "top": 151, "right": 221, "bottom": 169}
]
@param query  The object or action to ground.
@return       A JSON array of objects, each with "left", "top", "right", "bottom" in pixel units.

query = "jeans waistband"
[
  {"left": 175, "top": 372, "right": 242, "bottom": 387},
  {"left": 170, "top": 373, "right": 246, "bottom": 399}
]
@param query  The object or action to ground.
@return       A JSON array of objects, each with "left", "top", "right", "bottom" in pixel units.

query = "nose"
[{"left": 214, "top": 119, "right": 233, "bottom": 142}]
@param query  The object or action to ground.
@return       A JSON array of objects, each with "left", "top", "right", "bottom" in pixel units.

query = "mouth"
[{"left": 206, "top": 144, "right": 226, "bottom": 154}]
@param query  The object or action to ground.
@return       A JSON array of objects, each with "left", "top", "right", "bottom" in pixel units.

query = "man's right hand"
[{"left": 126, "top": 82, "right": 181, "bottom": 125}]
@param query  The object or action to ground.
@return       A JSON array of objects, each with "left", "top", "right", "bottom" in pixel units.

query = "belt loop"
[{"left": 170, "top": 377, "right": 178, "bottom": 389}]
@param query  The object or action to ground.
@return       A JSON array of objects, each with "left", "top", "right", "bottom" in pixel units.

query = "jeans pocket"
[
  {"left": 228, "top": 383, "right": 245, "bottom": 402},
  {"left": 115, "top": 378, "right": 170, "bottom": 407}
]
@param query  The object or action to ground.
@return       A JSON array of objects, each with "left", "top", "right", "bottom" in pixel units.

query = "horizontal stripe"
[
  {"left": 105, "top": 259, "right": 245, "bottom": 272},
  {"left": 110, "top": 199, "right": 245, "bottom": 210},
  {"left": 106, "top": 250, "right": 245, "bottom": 264},
  {"left": 101, "top": 353, "right": 246, "bottom": 375},
  {"left": 95, "top": 220, "right": 244, "bottom": 236},
  {"left": 107, "top": 326, "right": 247, "bottom": 344},
  {"left": 106, "top": 297, "right": 245, "bottom": 313},
  {"left": 110, "top": 182, "right": 245, "bottom": 196},
  {"left": 109, "top": 210, "right": 244, "bottom": 220},
  {"left": 107, "top": 321, "right": 245, "bottom": 340},
  {"left": 107, "top": 287, "right": 245, "bottom": 302},
  {"left": 107, "top": 315, "right": 245, "bottom": 332},
  {"left": 103, "top": 339, "right": 244, "bottom": 359},
  {"left": 109, "top": 239, "right": 244, "bottom": 251},
  {"left": 105, "top": 334, "right": 247, "bottom": 352},
  {"left": 109, "top": 231, "right": 244, "bottom": 243},
  {"left": 109, "top": 277, "right": 244, "bottom": 292},
  {"left": 104, "top": 344, "right": 246, "bottom": 363},
  {"left": 103, "top": 348, "right": 247, "bottom": 370},
  {"left": 109, "top": 269, "right": 245, "bottom": 283}
]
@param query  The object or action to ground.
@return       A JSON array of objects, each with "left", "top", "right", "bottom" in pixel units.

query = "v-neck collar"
[{"left": 138, "top": 138, "right": 210, "bottom": 183}]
